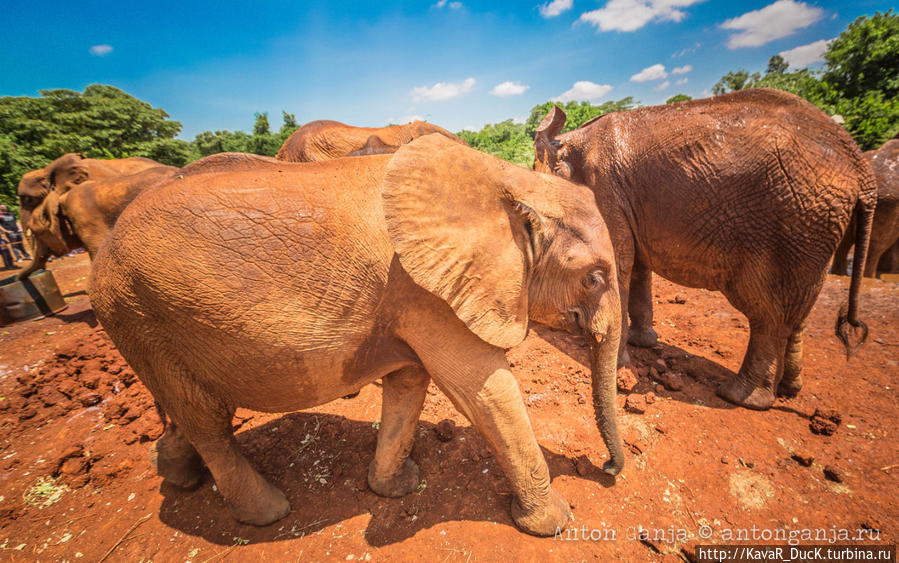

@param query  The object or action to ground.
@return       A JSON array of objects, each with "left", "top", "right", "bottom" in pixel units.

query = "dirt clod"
[
  {"left": 624, "top": 394, "right": 648, "bottom": 414},
  {"left": 791, "top": 453, "right": 814, "bottom": 467},
  {"left": 823, "top": 466, "right": 845, "bottom": 483},
  {"left": 810, "top": 408, "right": 842, "bottom": 436},
  {"left": 616, "top": 366, "right": 639, "bottom": 393},
  {"left": 435, "top": 419, "right": 455, "bottom": 442}
]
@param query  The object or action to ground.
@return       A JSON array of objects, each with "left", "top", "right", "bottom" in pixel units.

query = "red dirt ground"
[{"left": 0, "top": 254, "right": 896, "bottom": 561}]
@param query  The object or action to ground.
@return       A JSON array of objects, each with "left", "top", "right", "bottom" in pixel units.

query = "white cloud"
[
  {"left": 411, "top": 77, "right": 476, "bottom": 102},
  {"left": 490, "top": 81, "right": 530, "bottom": 97},
  {"left": 539, "top": 0, "right": 573, "bottom": 17},
  {"left": 631, "top": 64, "right": 667, "bottom": 82},
  {"left": 672, "top": 64, "right": 692, "bottom": 74},
  {"left": 672, "top": 42, "right": 701, "bottom": 57},
  {"left": 552, "top": 81, "right": 614, "bottom": 103},
  {"left": 721, "top": 0, "right": 824, "bottom": 49},
  {"left": 89, "top": 44, "right": 113, "bottom": 56},
  {"left": 676, "top": 77, "right": 688, "bottom": 85},
  {"left": 653, "top": 80, "right": 670, "bottom": 91},
  {"left": 779, "top": 38, "right": 832, "bottom": 68},
  {"left": 434, "top": 0, "right": 463, "bottom": 8},
  {"left": 578, "top": 0, "right": 703, "bottom": 33}
]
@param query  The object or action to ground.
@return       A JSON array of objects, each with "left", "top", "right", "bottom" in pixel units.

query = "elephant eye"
[{"left": 583, "top": 269, "right": 605, "bottom": 290}]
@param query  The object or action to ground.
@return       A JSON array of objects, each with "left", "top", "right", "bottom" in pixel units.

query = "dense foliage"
[
  {"left": 712, "top": 11, "right": 898, "bottom": 150},
  {"left": 0, "top": 85, "right": 195, "bottom": 206},
  {"left": 459, "top": 98, "right": 638, "bottom": 168}
]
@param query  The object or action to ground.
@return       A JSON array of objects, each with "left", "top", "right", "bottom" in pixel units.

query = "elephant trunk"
[
  {"left": 16, "top": 240, "right": 49, "bottom": 280},
  {"left": 588, "top": 331, "right": 624, "bottom": 475}
]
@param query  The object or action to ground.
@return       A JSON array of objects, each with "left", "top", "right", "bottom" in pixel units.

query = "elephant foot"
[
  {"left": 716, "top": 377, "right": 775, "bottom": 411},
  {"left": 149, "top": 437, "right": 204, "bottom": 489},
  {"left": 368, "top": 457, "right": 419, "bottom": 498},
  {"left": 510, "top": 488, "right": 572, "bottom": 537},
  {"left": 627, "top": 326, "right": 658, "bottom": 348},
  {"left": 228, "top": 481, "right": 290, "bottom": 526},
  {"left": 777, "top": 373, "right": 804, "bottom": 398}
]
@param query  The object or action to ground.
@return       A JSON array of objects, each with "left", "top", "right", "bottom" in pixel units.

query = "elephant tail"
[
  {"left": 154, "top": 400, "right": 169, "bottom": 433},
  {"left": 835, "top": 194, "right": 875, "bottom": 356}
]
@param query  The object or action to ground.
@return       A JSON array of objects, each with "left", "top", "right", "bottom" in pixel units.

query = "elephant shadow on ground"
[
  {"left": 51, "top": 301, "right": 98, "bottom": 327},
  {"left": 156, "top": 412, "right": 616, "bottom": 547},
  {"left": 532, "top": 326, "right": 810, "bottom": 419}
]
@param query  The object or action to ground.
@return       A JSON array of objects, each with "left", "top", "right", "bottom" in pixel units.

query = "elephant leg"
[
  {"left": 429, "top": 363, "right": 570, "bottom": 536},
  {"left": 778, "top": 322, "right": 806, "bottom": 398},
  {"left": 368, "top": 366, "right": 429, "bottom": 497},
  {"left": 717, "top": 318, "right": 789, "bottom": 410},
  {"left": 627, "top": 256, "right": 658, "bottom": 348},
  {"left": 831, "top": 232, "right": 852, "bottom": 276},
  {"left": 149, "top": 422, "right": 204, "bottom": 489},
  {"left": 159, "top": 378, "right": 289, "bottom": 526},
  {"left": 614, "top": 239, "right": 636, "bottom": 366}
]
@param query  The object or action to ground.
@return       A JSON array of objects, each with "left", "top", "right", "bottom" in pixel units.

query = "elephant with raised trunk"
[
  {"left": 17, "top": 153, "right": 161, "bottom": 243},
  {"left": 832, "top": 138, "right": 899, "bottom": 278},
  {"left": 89, "top": 135, "right": 624, "bottom": 536},
  {"left": 534, "top": 89, "right": 875, "bottom": 411},
  {"left": 276, "top": 119, "right": 465, "bottom": 162},
  {"left": 17, "top": 164, "right": 177, "bottom": 279}
]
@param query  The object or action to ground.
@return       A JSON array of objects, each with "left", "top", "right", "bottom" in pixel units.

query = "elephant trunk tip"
[{"left": 602, "top": 457, "right": 623, "bottom": 476}]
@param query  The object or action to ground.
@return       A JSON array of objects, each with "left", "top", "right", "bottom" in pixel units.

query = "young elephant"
[
  {"left": 832, "top": 138, "right": 899, "bottom": 277},
  {"left": 18, "top": 165, "right": 177, "bottom": 279},
  {"left": 534, "top": 88, "right": 876, "bottom": 410},
  {"left": 17, "top": 153, "right": 161, "bottom": 241},
  {"left": 89, "top": 135, "right": 624, "bottom": 536},
  {"left": 276, "top": 119, "right": 465, "bottom": 161}
]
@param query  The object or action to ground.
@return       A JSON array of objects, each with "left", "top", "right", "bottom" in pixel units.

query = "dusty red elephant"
[
  {"left": 18, "top": 164, "right": 177, "bottom": 279},
  {"left": 832, "top": 137, "right": 899, "bottom": 277},
  {"left": 89, "top": 137, "right": 624, "bottom": 535},
  {"left": 17, "top": 153, "right": 161, "bottom": 249},
  {"left": 534, "top": 88, "right": 875, "bottom": 411},
  {"left": 276, "top": 119, "right": 465, "bottom": 162}
]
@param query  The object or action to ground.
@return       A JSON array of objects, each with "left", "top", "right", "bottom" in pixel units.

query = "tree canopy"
[
  {"left": 0, "top": 85, "right": 195, "bottom": 206},
  {"left": 711, "top": 11, "right": 899, "bottom": 149}
]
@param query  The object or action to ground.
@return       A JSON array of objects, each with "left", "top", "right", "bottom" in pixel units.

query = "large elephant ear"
[{"left": 382, "top": 134, "right": 543, "bottom": 349}]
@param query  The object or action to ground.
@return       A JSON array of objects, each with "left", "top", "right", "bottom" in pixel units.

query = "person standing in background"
[{"left": 0, "top": 204, "right": 31, "bottom": 263}]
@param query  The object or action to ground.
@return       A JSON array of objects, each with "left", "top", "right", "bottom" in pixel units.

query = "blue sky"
[{"left": 1, "top": 0, "right": 893, "bottom": 138}]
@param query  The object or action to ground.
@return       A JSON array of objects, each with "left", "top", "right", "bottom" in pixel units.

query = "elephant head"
[
  {"left": 533, "top": 106, "right": 586, "bottom": 182},
  {"left": 16, "top": 190, "right": 77, "bottom": 279},
  {"left": 383, "top": 134, "right": 624, "bottom": 474}
]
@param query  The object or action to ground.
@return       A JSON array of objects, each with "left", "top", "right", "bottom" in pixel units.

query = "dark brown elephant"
[
  {"left": 89, "top": 136, "right": 624, "bottom": 535},
  {"left": 17, "top": 154, "right": 161, "bottom": 250},
  {"left": 831, "top": 138, "right": 899, "bottom": 277},
  {"left": 534, "top": 88, "right": 875, "bottom": 411},
  {"left": 18, "top": 164, "right": 176, "bottom": 279},
  {"left": 276, "top": 119, "right": 466, "bottom": 162}
]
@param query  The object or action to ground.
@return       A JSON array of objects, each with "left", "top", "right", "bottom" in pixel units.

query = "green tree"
[
  {"left": 766, "top": 54, "right": 789, "bottom": 75},
  {"left": 280, "top": 111, "right": 298, "bottom": 135},
  {"left": 666, "top": 94, "right": 693, "bottom": 104},
  {"left": 712, "top": 70, "right": 759, "bottom": 95},
  {"left": 823, "top": 11, "right": 899, "bottom": 101},
  {"left": 0, "top": 84, "right": 196, "bottom": 208}
]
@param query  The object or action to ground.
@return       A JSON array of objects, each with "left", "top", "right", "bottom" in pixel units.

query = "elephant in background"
[
  {"left": 17, "top": 164, "right": 176, "bottom": 279},
  {"left": 89, "top": 135, "right": 624, "bottom": 535},
  {"left": 17, "top": 154, "right": 161, "bottom": 250},
  {"left": 275, "top": 119, "right": 466, "bottom": 162},
  {"left": 534, "top": 88, "right": 875, "bottom": 411},
  {"left": 831, "top": 138, "right": 899, "bottom": 277}
]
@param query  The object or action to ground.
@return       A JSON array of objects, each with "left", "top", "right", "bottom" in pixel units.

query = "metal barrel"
[{"left": 0, "top": 270, "right": 68, "bottom": 325}]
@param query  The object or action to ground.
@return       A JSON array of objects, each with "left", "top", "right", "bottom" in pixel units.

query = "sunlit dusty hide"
[
  {"left": 88, "top": 136, "right": 624, "bottom": 536},
  {"left": 534, "top": 88, "right": 876, "bottom": 411},
  {"left": 276, "top": 119, "right": 466, "bottom": 162}
]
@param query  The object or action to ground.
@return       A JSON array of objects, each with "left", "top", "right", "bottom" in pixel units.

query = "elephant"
[
  {"left": 88, "top": 135, "right": 624, "bottom": 535},
  {"left": 533, "top": 88, "right": 876, "bottom": 411},
  {"left": 17, "top": 164, "right": 177, "bottom": 279},
  {"left": 17, "top": 153, "right": 161, "bottom": 250},
  {"left": 831, "top": 138, "right": 899, "bottom": 277},
  {"left": 275, "top": 119, "right": 466, "bottom": 162}
]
